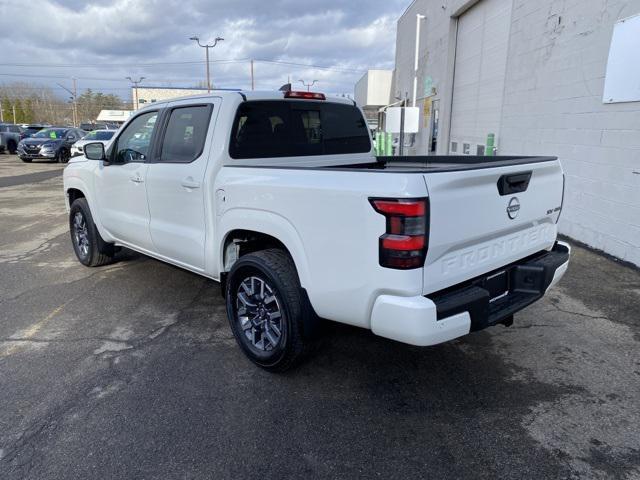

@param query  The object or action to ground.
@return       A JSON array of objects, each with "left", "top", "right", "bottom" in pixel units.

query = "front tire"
[
  {"left": 8, "top": 140, "right": 17, "bottom": 154},
  {"left": 21, "top": 157, "right": 32, "bottom": 163},
  {"left": 226, "top": 249, "right": 308, "bottom": 372},
  {"left": 69, "top": 198, "right": 114, "bottom": 267},
  {"left": 56, "top": 148, "right": 70, "bottom": 163}
]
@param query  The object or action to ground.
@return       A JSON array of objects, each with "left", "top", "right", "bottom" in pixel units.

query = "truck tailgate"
[{"left": 423, "top": 160, "right": 564, "bottom": 294}]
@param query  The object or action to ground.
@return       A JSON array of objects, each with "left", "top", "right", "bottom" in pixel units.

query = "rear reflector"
[
  {"left": 381, "top": 235, "right": 425, "bottom": 251},
  {"left": 284, "top": 91, "right": 326, "bottom": 100},
  {"left": 370, "top": 198, "right": 429, "bottom": 270}
]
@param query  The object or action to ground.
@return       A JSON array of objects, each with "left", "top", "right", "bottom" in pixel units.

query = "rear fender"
[{"left": 217, "top": 208, "right": 311, "bottom": 290}]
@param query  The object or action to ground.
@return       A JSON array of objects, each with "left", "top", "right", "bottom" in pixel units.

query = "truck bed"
[{"left": 336, "top": 155, "right": 558, "bottom": 173}]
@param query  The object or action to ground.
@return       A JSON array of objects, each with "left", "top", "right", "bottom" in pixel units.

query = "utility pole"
[
  {"left": 126, "top": 77, "right": 145, "bottom": 111},
  {"left": 72, "top": 77, "right": 78, "bottom": 126},
  {"left": 413, "top": 14, "right": 426, "bottom": 107},
  {"left": 250, "top": 59, "right": 255, "bottom": 90},
  {"left": 12, "top": 104, "right": 16, "bottom": 124},
  {"left": 57, "top": 80, "right": 78, "bottom": 126},
  {"left": 189, "top": 35, "right": 224, "bottom": 93},
  {"left": 298, "top": 79, "right": 318, "bottom": 92}
]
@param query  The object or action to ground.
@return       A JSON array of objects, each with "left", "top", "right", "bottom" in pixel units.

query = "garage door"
[{"left": 450, "top": 0, "right": 512, "bottom": 155}]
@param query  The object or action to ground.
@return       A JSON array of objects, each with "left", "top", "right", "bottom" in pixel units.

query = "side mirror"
[{"left": 84, "top": 142, "right": 106, "bottom": 161}]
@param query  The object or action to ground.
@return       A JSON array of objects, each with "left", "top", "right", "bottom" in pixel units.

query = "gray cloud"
[{"left": 0, "top": 0, "right": 406, "bottom": 99}]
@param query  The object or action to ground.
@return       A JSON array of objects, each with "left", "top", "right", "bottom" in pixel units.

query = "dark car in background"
[
  {"left": 0, "top": 123, "right": 22, "bottom": 154},
  {"left": 19, "top": 124, "right": 47, "bottom": 140},
  {"left": 17, "top": 127, "right": 86, "bottom": 163}
]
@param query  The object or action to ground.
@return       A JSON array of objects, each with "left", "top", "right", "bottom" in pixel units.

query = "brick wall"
[
  {"left": 392, "top": 0, "right": 640, "bottom": 266},
  {"left": 500, "top": 0, "right": 640, "bottom": 266}
]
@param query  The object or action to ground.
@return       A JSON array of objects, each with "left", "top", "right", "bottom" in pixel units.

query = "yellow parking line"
[{"left": 0, "top": 304, "right": 65, "bottom": 357}]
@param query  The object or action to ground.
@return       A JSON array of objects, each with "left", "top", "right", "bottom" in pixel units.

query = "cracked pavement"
[{"left": 0, "top": 154, "right": 639, "bottom": 479}]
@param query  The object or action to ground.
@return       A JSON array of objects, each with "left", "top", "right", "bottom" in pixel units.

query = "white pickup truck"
[{"left": 63, "top": 90, "right": 570, "bottom": 371}]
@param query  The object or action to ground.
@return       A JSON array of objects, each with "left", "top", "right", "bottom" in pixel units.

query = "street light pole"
[
  {"left": 189, "top": 35, "right": 224, "bottom": 92},
  {"left": 298, "top": 79, "right": 318, "bottom": 92},
  {"left": 126, "top": 76, "right": 145, "bottom": 111}
]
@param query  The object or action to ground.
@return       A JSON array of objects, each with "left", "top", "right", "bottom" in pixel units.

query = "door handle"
[
  {"left": 130, "top": 175, "right": 144, "bottom": 184},
  {"left": 181, "top": 177, "right": 201, "bottom": 189}
]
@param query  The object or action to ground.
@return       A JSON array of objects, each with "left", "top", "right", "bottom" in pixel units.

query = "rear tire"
[
  {"left": 69, "top": 198, "right": 114, "bottom": 267},
  {"left": 7, "top": 140, "right": 17, "bottom": 154},
  {"left": 226, "top": 249, "right": 309, "bottom": 372}
]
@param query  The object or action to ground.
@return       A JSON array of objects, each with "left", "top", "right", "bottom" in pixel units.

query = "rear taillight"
[{"left": 370, "top": 198, "right": 429, "bottom": 270}]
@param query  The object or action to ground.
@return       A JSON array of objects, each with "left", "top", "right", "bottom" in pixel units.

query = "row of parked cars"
[{"left": 0, "top": 123, "right": 117, "bottom": 163}]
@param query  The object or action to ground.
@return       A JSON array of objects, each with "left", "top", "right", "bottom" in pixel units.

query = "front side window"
[
  {"left": 159, "top": 105, "right": 212, "bottom": 163},
  {"left": 114, "top": 111, "right": 158, "bottom": 162},
  {"left": 229, "top": 101, "right": 371, "bottom": 159}
]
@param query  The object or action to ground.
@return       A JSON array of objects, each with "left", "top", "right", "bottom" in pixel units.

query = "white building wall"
[
  {"left": 499, "top": 0, "right": 640, "bottom": 266},
  {"left": 133, "top": 87, "right": 209, "bottom": 109},
  {"left": 355, "top": 70, "right": 393, "bottom": 107},
  {"left": 392, "top": 0, "right": 640, "bottom": 266}
]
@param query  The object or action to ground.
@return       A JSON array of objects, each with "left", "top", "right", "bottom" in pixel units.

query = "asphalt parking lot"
[{"left": 0, "top": 154, "right": 639, "bottom": 479}]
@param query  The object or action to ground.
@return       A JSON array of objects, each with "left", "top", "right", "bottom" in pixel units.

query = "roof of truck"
[{"left": 137, "top": 90, "right": 356, "bottom": 109}]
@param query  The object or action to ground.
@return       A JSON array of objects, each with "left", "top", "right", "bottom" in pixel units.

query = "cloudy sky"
[{"left": 0, "top": 0, "right": 408, "bottom": 103}]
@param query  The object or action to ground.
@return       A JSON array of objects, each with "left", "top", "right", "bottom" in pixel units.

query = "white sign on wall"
[
  {"left": 603, "top": 14, "right": 640, "bottom": 104},
  {"left": 385, "top": 107, "right": 420, "bottom": 133}
]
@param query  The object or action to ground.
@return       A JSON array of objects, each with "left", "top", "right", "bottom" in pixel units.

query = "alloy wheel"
[
  {"left": 73, "top": 211, "right": 90, "bottom": 258},
  {"left": 235, "top": 276, "right": 283, "bottom": 352}
]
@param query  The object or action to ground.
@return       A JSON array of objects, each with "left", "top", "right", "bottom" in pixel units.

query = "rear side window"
[
  {"left": 159, "top": 105, "right": 212, "bottom": 163},
  {"left": 229, "top": 101, "right": 371, "bottom": 159}
]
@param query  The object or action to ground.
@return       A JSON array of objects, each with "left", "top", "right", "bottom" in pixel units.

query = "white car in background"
[{"left": 71, "top": 129, "right": 117, "bottom": 157}]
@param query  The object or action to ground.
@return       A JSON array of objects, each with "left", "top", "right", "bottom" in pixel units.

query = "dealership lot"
[{"left": 0, "top": 154, "right": 639, "bottom": 479}]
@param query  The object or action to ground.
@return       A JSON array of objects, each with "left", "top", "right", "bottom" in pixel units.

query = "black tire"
[
  {"left": 56, "top": 148, "right": 70, "bottom": 163},
  {"left": 69, "top": 198, "right": 114, "bottom": 267},
  {"left": 7, "top": 140, "right": 17, "bottom": 154},
  {"left": 21, "top": 157, "right": 32, "bottom": 163},
  {"left": 226, "top": 249, "right": 309, "bottom": 372}
]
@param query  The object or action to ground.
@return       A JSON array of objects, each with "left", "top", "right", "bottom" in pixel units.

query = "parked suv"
[
  {"left": 19, "top": 124, "right": 46, "bottom": 140},
  {"left": 18, "top": 127, "right": 86, "bottom": 163},
  {"left": 64, "top": 90, "right": 570, "bottom": 371},
  {"left": 0, "top": 123, "right": 22, "bottom": 154},
  {"left": 71, "top": 129, "right": 116, "bottom": 157}
]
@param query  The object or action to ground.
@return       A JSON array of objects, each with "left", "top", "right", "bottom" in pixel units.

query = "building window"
[
  {"left": 463, "top": 143, "right": 470, "bottom": 155},
  {"left": 451, "top": 141, "right": 458, "bottom": 153},
  {"left": 476, "top": 145, "right": 485, "bottom": 155},
  {"left": 139, "top": 99, "right": 147, "bottom": 104},
  {"left": 151, "top": 99, "right": 157, "bottom": 103}
]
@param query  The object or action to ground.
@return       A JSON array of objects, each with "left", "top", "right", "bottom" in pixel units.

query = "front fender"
[
  {"left": 217, "top": 208, "right": 311, "bottom": 290},
  {"left": 63, "top": 174, "right": 114, "bottom": 243}
]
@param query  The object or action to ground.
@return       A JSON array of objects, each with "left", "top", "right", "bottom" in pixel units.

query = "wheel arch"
[
  {"left": 64, "top": 178, "right": 113, "bottom": 242},
  {"left": 217, "top": 209, "right": 311, "bottom": 290}
]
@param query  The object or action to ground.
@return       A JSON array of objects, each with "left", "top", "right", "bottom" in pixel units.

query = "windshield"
[
  {"left": 83, "top": 130, "right": 115, "bottom": 141},
  {"left": 33, "top": 128, "right": 67, "bottom": 139}
]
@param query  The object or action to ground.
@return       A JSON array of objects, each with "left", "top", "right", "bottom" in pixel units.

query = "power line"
[
  {"left": 0, "top": 59, "right": 248, "bottom": 68},
  {"left": 0, "top": 58, "right": 366, "bottom": 74}
]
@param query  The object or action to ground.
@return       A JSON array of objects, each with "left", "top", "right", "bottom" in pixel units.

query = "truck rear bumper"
[{"left": 370, "top": 241, "right": 570, "bottom": 346}]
